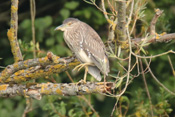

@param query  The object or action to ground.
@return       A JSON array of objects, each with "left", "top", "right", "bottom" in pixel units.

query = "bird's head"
[{"left": 55, "top": 18, "right": 79, "bottom": 31}]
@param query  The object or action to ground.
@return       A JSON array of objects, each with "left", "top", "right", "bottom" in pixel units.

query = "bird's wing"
[{"left": 81, "top": 22, "right": 110, "bottom": 75}]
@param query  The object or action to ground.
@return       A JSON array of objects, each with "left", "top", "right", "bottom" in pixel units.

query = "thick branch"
[
  {"left": 116, "top": 0, "right": 127, "bottom": 41},
  {"left": 0, "top": 52, "right": 79, "bottom": 83},
  {"left": 7, "top": 0, "right": 23, "bottom": 62},
  {"left": 0, "top": 82, "right": 114, "bottom": 100}
]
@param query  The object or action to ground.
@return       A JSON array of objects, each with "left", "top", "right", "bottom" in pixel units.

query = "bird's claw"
[
  {"left": 76, "top": 79, "right": 86, "bottom": 85},
  {"left": 73, "top": 64, "right": 85, "bottom": 71},
  {"left": 73, "top": 63, "right": 93, "bottom": 72}
]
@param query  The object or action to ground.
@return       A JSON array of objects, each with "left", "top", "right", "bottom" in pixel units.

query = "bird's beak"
[{"left": 54, "top": 24, "right": 66, "bottom": 31}]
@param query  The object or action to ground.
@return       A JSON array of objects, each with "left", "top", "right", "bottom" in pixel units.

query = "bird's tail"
[{"left": 88, "top": 66, "right": 102, "bottom": 81}]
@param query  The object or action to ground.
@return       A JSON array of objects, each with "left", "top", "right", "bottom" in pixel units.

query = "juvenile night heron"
[{"left": 55, "top": 18, "right": 109, "bottom": 82}]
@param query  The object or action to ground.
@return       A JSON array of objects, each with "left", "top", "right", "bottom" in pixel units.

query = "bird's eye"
[{"left": 68, "top": 22, "right": 72, "bottom": 25}]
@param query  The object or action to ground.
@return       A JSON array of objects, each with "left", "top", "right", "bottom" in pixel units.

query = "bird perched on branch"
[{"left": 55, "top": 18, "right": 109, "bottom": 82}]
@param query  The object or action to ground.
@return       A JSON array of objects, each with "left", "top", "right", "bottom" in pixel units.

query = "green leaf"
[
  {"left": 35, "top": 16, "right": 52, "bottom": 29},
  {"left": 140, "top": 47, "right": 147, "bottom": 55},
  {"left": 55, "top": 32, "right": 64, "bottom": 43},
  {"left": 65, "top": 1, "right": 79, "bottom": 10},
  {"left": 115, "top": 78, "right": 123, "bottom": 88},
  {"left": 51, "top": 44, "right": 69, "bottom": 56},
  {"left": 20, "top": 19, "right": 31, "bottom": 29},
  {"left": 45, "top": 37, "right": 55, "bottom": 46},
  {"left": 68, "top": 109, "right": 77, "bottom": 117},
  {"left": 43, "top": 16, "right": 53, "bottom": 27},
  {"left": 60, "top": 101, "right": 66, "bottom": 115},
  {"left": 166, "top": 108, "right": 173, "bottom": 113},
  {"left": 60, "top": 9, "right": 70, "bottom": 19},
  {"left": 84, "top": 9, "right": 91, "bottom": 19},
  {"left": 83, "top": 0, "right": 93, "bottom": 5},
  {"left": 120, "top": 96, "right": 130, "bottom": 104}
]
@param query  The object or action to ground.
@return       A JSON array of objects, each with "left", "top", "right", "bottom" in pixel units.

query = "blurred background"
[{"left": 0, "top": 0, "right": 175, "bottom": 116}]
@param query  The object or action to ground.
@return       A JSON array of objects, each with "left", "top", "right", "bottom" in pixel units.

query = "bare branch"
[
  {"left": 0, "top": 82, "right": 114, "bottom": 99},
  {"left": 144, "top": 59, "right": 175, "bottom": 96},
  {"left": 7, "top": 0, "right": 23, "bottom": 62},
  {"left": 139, "top": 58, "right": 154, "bottom": 116},
  {"left": 167, "top": 55, "right": 175, "bottom": 77},
  {"left": 30, "top": 0, "right": 36, "bottom": 58},
  {"left": 131, "top": 33, "right": 175, "bottom": 47},
  {"left": 150, "top": 9, "right": 163, "bottom": 35}
]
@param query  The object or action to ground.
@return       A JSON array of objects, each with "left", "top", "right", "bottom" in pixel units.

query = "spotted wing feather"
[{"left": 80, "top": 22, "right": 110, "bottom": 75}]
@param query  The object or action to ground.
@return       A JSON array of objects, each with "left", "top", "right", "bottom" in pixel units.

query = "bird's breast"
[{"left": 77, "top": 49, "right": 93, "bottom": 63}]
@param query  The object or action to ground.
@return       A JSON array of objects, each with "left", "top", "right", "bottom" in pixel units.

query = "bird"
[{"left": 55, "top": 18, "right": 109, "bottom": 82}]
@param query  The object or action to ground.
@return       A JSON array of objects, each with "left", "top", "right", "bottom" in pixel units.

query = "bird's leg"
[
  {"left": 83, "top": 66, "right": 88, "bottom": 83},
  {"left": 76, "top": 66, "right": 88, "bottom": 84},
  {"left": 77, "top": 66, "right": 88, "bottom": 85},
  {"left": 73, "top": 63, "right": 93, "bottom": 84}
]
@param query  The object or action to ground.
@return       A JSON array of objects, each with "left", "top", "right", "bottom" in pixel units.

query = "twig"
[
  {"left": 167, "top": 55, "right": 175, "bottom": 77},
  {"left": 7, "top": 0, "right": 23, "bottom": 62},
  {"left": 150, "top": 9, "right": 163, "bottom": 35},
  {"left": 107, "top": 0, "right": 117, "bottom": 16},
  {"left": 131, "top": 50, "right": 175, "bottom": 59},
  {"left": 101, "top": 0, "right": 109, "bottom": 21},
  {"left": 22, "top": 98, "right": 33, "bottom": 117},
  {"left": 83, "top": 0, "right": 113, "bottom": 16},
  {"left": 65, "top": 71, "right": 74, "bottom": 82},
  {"left": 30, "top": 0, "right": 36, "bottom": 58},
  {"left": 50, "top": 102, "right": 65, "bottom": 117},
  {"left": 111, "top": 97, "right": 119, "bottom": 117},
  {"left": 79, "top": 96, "right": 100, "bottom": 117},
  {"left": 101, "top": 0, "right": 117, "bottom": 40},
  {"left": 144, "top": 59, "right": 175, "bottom": 96},
  {"left": 25, "top": 1, "right": 37, "bottom": 115},
  {"left": 139, "top": 58, "right": 154, "bottom": 116}
]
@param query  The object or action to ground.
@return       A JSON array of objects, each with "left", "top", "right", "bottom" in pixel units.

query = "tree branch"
[
  {"left": 0, "top": 52, "right": 79, "bottom": 83},
  {"left": 116, "top": 0, "right": 127, "bottom": 41},
  {"left": 0, "top": 82, "right": 114, "bottom": 99},
  {"left": 7, "top": 0, "right": 23, "bottom": 62},
  {"left": 131, "top": 33, "right": 175, "bottom": 46},
  {"left": 150, "top": 9, "right": 163, "bottom": 35}
]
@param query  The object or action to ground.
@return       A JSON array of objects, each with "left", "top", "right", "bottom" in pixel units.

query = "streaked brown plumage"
[{"left": 55, "top": 18, "right": 109, "bottom": 81}]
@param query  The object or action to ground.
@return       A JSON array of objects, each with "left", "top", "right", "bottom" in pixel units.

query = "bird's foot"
[
  {"left": 73, "top": 63, "right": 93, "bottom": 72},
  {"left": 76, "top": 79, "right": 86, "bottom": 85}
]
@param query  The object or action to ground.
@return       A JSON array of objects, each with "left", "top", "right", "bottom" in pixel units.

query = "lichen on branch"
[
  {"left": 7, "top": 0, "right": 23, "bottom": 62},
  {"left": 0, "top": 52, "right": 79, "bottom": 83},
  {"left": 0, "top": 82, "right": 114, "bottom": 100}
]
